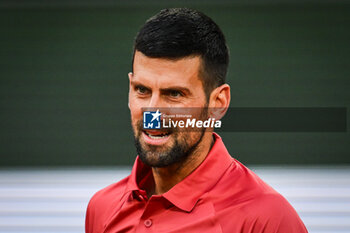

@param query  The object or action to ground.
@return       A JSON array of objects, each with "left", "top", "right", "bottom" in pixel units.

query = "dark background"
[{"left": 0, "top": 0, "right": 349, "bottom": 166}]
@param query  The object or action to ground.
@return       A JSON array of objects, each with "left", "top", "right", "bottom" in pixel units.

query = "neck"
[{"left": 150, "top": 132, "right": 214, "bottom": 196}]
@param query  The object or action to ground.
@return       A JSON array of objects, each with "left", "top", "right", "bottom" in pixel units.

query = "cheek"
[{"left": 129, "top": 100, "right": 143, "bottom": 123}]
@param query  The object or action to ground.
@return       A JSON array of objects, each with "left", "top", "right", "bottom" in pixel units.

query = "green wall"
[{"left": 1, "top": 3, "right": 349, "bottom": 166}]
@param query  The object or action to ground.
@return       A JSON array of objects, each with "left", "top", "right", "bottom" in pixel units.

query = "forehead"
[{"left": 132, "top": 51, "right": 202, "bottom": 86}]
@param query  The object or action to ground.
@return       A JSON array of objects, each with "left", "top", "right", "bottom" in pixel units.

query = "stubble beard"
[{"left": 133, "top": 108, "right": 208, "bottom": 168}]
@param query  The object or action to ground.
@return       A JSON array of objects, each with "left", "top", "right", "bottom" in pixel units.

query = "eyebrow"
[
  {"left": 130, "top": 81, "right": 191, "bottom": 94},
  {"left": 160, "top": 86, "right": 191, "bottom": 94},
  {"left": 130, "top": 81, "right": 151, "bottom": 90}
]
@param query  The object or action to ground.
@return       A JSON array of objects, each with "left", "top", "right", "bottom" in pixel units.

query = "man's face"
[{"left": 129, "top": 51, "right": 209, "bottom": 167}]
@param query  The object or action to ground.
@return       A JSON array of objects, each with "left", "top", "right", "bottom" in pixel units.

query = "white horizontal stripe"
[{"left": 0, "top": 166, "right": 349, "bottom": 233}]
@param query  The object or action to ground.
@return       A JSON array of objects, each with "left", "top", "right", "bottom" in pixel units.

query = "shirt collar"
[{"left": 124, "top": 133, "right": 234, "bottom": 212}]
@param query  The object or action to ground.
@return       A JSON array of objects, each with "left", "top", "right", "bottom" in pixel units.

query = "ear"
[
  {"left": 128, "top": 72, "right": 133, "bottom": 109},
  {"left": 208, "top": 84, "right": 231, "bottom": 120}
]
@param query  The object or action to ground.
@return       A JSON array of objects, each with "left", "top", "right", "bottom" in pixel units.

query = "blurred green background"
[{"left": 0, "top": 1, "right": 349, "bottom": 166}]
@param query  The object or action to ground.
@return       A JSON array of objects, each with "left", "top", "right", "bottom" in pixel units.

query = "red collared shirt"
[{"left": 85, "top": 133, "right": 307, "bottom": 233}]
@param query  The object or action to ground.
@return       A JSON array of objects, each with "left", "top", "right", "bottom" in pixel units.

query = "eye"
[
  {"left": 135, "top": 85, "right": 149, "bottom": 95},
  {"left": 169, "top": 90, "right": 183, "bottom": 98}
]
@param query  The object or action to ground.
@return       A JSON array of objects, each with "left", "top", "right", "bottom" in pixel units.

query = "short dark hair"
[{"left": 132, "top": 8, "right": 229, "bottom": 99}]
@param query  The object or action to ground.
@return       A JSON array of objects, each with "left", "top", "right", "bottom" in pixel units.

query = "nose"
[{"left": 148, "top": 92, "right": 161, "bottom": 108}]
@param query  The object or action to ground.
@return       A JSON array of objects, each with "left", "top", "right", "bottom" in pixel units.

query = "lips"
[
  {"left": 142, "top": 130, "right": 171, "bottom": 145},
  {"left": 144, "top": 130, "right": 170, "bottom": 137}
]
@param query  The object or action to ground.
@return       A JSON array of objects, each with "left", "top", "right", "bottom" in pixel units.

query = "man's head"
[
  {"left": 132, "top": 8, "right": 229, "bottom": 99},
  {"left": 128, "top": 8, "right": 230, "bottom": 168}
]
